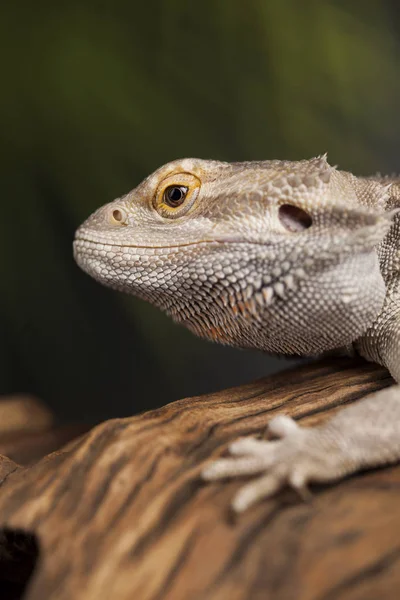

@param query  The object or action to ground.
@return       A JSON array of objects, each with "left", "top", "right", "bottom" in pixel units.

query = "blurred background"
[{"left": 0, "top": 0, "right": 399, "bottom": 423}]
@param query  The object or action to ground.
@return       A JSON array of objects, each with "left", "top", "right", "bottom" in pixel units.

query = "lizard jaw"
[{"left": 74, "top": 234, "right": 385, "bottom": 357}]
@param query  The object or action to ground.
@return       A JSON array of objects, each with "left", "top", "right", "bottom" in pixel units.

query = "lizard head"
[{"left": 74, "top": 156, "right": 393, "bottom": 355}]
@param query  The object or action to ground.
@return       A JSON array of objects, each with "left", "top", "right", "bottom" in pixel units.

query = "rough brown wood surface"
[
  {"left": 0, "top": 357, "right": 398, "bottom": 600},
  {"left": 0, "top": 394, "right": 90, "bottom": 466},
  {"left": 0, "top": 395, "right": 54, "bottom": 437}
]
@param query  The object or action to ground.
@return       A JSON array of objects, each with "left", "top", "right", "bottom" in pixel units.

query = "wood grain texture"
[
  {"left": 0, "top": 395, "right": 54, "bottom": 436},
  {"left": 0, "top": 395, "right": 90, "bottom": 467},
  {"left": 0, "top": 357, "right": 397, "bottom": 600}
]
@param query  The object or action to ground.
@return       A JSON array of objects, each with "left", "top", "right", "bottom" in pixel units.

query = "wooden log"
[
  {"left": 0, "top": 357, "right": 397, "bottom": 600},
  {"left": 0, "top": 395, "right": 90, "bottom": 466},
  {"left": 0, "top": 395, "right": 54, "bottom": 437}
]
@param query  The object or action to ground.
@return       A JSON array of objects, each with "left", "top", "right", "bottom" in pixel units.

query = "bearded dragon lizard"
[{"left": 74, "top": 156, "right": 400, "bottom": 512}]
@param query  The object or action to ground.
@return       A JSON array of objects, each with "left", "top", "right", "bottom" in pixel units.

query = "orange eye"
[
  {"left": 163, "top": 185, "right": 188, "bottom": 207},
  {"left": 154, "top": 172, "right": 201, "bottom": 219}
]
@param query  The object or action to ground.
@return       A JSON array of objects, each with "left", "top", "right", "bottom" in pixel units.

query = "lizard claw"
[{"left": 202, "top": 415, "right": 340, "bottom": 512}]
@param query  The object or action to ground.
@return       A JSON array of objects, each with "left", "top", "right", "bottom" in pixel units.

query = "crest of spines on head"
[{"left": 266, "top": 153, "right": 335, "bottom": 198}]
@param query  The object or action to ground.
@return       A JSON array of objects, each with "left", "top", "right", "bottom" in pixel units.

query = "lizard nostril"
[
  {"left": 113, "top": 209, "right": 123, "bottom": 221},
  {"left": 110, "top": 208, "right": 126, "bottom": 225}
]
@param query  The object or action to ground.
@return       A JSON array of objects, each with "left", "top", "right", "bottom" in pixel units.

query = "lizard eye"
[
  {"left": 154, "top": 172, "right": 201, "bottom": 219},
  {"left": 163, "top": 185, "right": 188, "bottom": 207},
  {"left": 279, "top": 204, "right": 312, "bottom": 232}
]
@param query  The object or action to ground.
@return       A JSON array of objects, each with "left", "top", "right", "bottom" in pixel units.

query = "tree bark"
[{"left": 0, "top": 357, "right": 397, "bottom": 600}]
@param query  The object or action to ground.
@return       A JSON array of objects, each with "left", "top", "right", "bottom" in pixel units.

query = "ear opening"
[{"left": 278, "top": 204, "right": 312, "bottom": 232}]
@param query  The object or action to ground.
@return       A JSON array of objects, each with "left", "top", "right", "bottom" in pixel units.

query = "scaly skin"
[{"left": 74, "top": 156, "right": 400, "bottom": 512}]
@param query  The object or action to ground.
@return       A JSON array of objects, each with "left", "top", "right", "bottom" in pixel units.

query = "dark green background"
[{"left": 1, "top": 1, "right": 399, "bottom": 422}]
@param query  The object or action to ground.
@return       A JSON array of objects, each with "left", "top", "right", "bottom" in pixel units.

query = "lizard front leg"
[
  {"left": 202, "top": 385, "right": 400, "bottom": 512},
  {"left": 203, "top": 306, "right": 400, "bottom": 512},
  {"left": 203, "top": 296, "right": 400, "bottom": 512}
]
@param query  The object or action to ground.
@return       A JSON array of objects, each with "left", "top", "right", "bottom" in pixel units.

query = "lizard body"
[{"left": 74, "top": 156, "right": 400, "bottom": 512}]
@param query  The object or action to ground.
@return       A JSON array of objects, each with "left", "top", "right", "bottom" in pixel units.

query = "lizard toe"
[
  {"left": 202, "top": 452, "right": 276, "bottom": 480},
  {"left": 232, "top": 470, "right": 286, "bottom": 512},
  {"left": 267, "top": 414, "right": 299, "bottom": 439},
  {"left": 228, "top": 437, "right": 280, "bottom": 456}
]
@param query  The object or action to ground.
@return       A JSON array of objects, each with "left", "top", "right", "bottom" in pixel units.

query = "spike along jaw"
[{"left": 74, "top": 157, "right": 390, "bottom": 357}]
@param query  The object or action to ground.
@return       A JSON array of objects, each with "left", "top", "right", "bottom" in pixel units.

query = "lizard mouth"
[{"left": 74, "top": 237, "right": 223, "bottom": 251}]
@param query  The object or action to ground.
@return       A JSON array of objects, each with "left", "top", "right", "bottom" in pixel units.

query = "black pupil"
[{"left": 165, "top": 186, "right": 187, "bottom": 206}]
